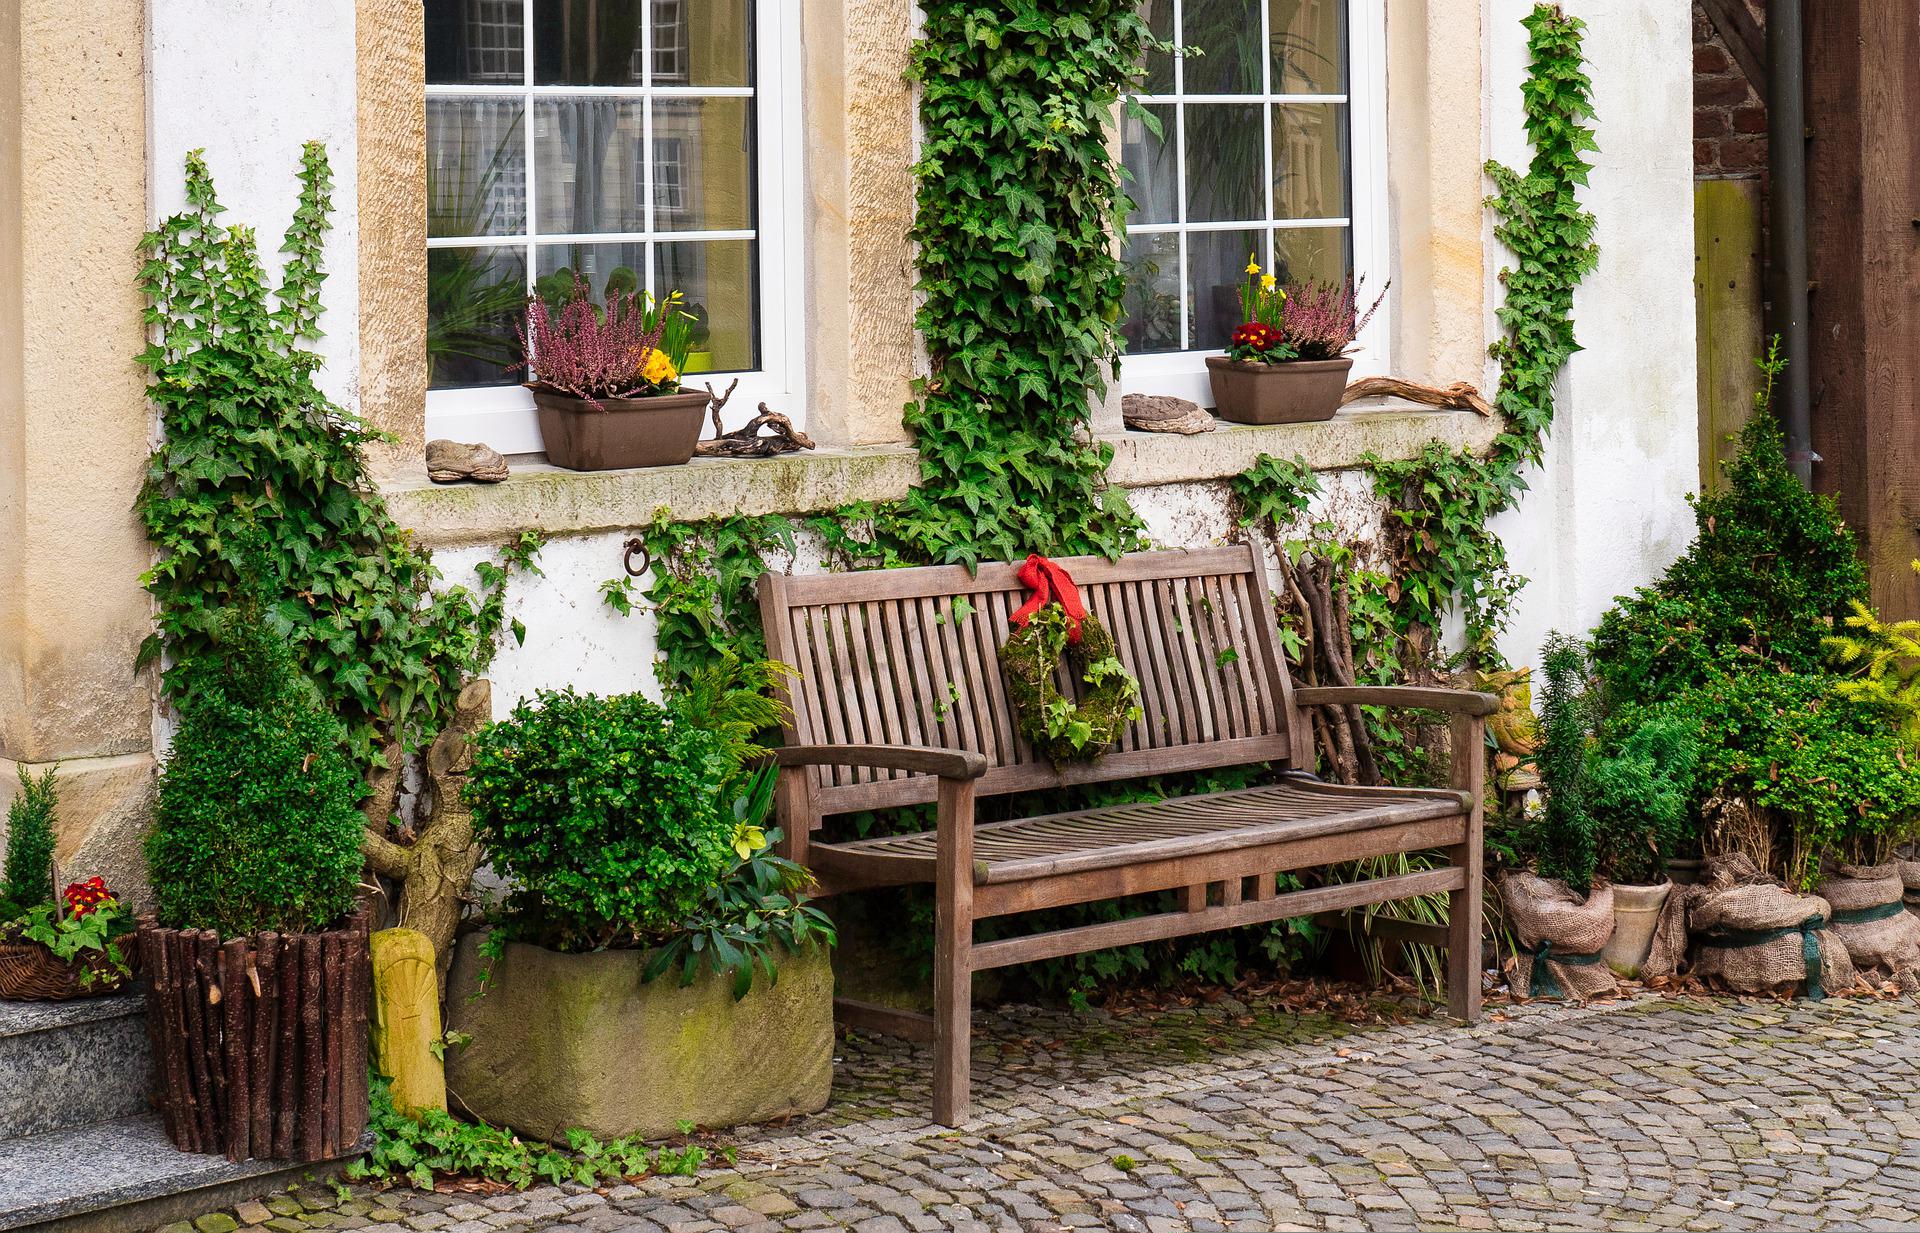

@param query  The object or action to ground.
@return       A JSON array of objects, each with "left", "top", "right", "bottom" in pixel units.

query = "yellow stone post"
[{"left": 370, "top": 928, "right": 449, "bottom": 1116}]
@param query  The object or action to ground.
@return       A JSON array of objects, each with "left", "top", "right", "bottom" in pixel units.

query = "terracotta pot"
[
  {"left": 1600, "top": 881, "right": 1672, "bottom": 978},
  {"left": 1206, "top": 355, "right": 1352, "bottom": 425},
  {"left": 528, "top": 384, "right": 709, "bottom": 470},
  {"left": 139, "top": 910, "right": 371, "bottom": 1163}
]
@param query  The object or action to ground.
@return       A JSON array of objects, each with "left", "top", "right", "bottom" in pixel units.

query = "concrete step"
[
  {"left": 0, "top": 1113, "right": 323, "bottom": 1233},
  {"left": 0, "top": 993, "right": 153, "bottom": 1139}
]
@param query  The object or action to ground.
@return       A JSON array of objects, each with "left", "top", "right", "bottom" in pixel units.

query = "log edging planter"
[{"left": 138, "top": 910, "right": 371, "bottom": 1163}]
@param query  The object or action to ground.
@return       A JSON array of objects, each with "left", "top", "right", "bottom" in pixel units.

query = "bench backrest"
[{"left": 759, "top": 545, "right": 1308, "bottom": 820}]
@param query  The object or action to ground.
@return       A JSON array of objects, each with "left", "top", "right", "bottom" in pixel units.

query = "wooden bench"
[{"left": 759, "top": 545, "right": 1496, "bottom": 1125}]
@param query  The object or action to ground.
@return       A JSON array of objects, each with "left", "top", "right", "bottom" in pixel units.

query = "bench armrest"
[
  {"left": 1294, "top": 685, "right": 1500, "bottom": 718},
  {"left": 773, "top": 743, "right": 989, "bottom": 780}
]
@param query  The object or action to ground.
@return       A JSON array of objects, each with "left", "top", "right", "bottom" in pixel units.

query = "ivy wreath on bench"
[{"left": 999, "top": 556, "right": 1142, "bottom": 763}]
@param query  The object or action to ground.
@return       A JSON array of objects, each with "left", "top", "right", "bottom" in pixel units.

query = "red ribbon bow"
[{"left": 1009, "top": 554, "right": 1087, "bottom": 644}]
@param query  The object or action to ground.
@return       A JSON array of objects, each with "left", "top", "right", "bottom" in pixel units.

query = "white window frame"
[
  {"left": 425, "top": 1, "right": 806, "bottom": 456},
  {"left": 1120, "top": 0, "right": 1390, "bottom": 408}
]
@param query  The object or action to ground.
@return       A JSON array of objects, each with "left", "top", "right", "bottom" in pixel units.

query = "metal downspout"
[{"left": 1767, "top": 0, "right": 1815, "bottom": 487}]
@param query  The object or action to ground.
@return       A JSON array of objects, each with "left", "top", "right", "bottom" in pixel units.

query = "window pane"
[
  {"left": 653, "top": 98, "right": 756, "bottom": 232},
  {"left": 1271, "top": 102, "right": 1349, "bottom": 219},
  {"left": 1271, "top": 225, "right": 1350, "bottom": 287},
  {"left": 534, "top": 100, "right": 645, "bottom": 235},
  {"left": 1183, "top": 0, "right": 1263, "bottom": 94},
  {"left": 1184, "top": 104, "right": 1265, "bottom": 223},
  {"left": 1121, "top": 105, "right": 1177, "bottom": 225},
  {"left": 533, "top": 0, "right": 646, "bottom": 85},
  {"left": 534, "top": 241, "right": 648, "bottom": 306},
  {"left": 427, "top": 0, "right": 525, "bottom": 85},
  {"left": 1269, "top": 0, "right": 1347, "bottom": 94},
  {"left": 656, "top": 0, "right": 752, "bottom": 87},
  {"left": 1121, "top": 234, "right": 1182, "bottom": 355},
  {"left": 1135, "top": 0, "right": 1175, "bottom": 95},
  {"left": 1186, "top": 228, "right": 1264, "bottom": 350},
  {"left": 428, "top": 246, "right": 527, "bottom": 389},
  {"left": 428, "top": 99, "right": 527, "bottom": 238},
  {"left": 656, "top": 240, "right": 758, "bottom": 373}
]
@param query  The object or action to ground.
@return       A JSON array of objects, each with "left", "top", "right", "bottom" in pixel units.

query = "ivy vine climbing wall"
[
  {"left": 138, "top": 146, "right": 543, "bottom": 766},
  {"left": 1366, "top": 4, "right": 1599, "bottom": 663},
  {"left": 879, "top": 0, "right": 1159, "bottom": 568}
]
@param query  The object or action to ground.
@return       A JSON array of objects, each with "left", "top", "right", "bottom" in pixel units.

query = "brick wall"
[{"left": 1693, "top": 0, "right": 1767, "bottom": 178}]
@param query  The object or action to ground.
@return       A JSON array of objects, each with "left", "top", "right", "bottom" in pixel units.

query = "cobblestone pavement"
[{"left": 165, "top": 992, "right": 1920, "bottom": 1233}]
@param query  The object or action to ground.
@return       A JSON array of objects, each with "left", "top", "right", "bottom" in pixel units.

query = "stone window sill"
[{"left": 383, "top": 403, "right": 1500, "bottom": 549}]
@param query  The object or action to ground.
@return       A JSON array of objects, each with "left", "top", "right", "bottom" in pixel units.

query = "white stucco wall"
[
  {"left": 147, "top": 0, "right": 362, "bottom": 411},
  {"left": 1490, "top": 1, "right": 1701, "bottom": 666}
]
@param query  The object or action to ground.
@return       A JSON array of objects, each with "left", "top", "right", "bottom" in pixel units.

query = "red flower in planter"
[
  {"left": 62, "top": 876, "right": 116, "bottom": 917},
  {"left": 1231, "top": 321, "right": 1281, "bottom": 352}
]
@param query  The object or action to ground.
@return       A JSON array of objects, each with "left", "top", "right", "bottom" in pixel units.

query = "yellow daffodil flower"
[
  {"left": 1260, "top": 273, "right": 1277, "bottom": 292},
  {"left": 1244, "top": 255, "right": 1261, "bottom": 275}
]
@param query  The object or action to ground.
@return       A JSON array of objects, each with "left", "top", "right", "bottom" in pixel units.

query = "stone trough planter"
[{"left": 446, "top": 933, "right": 833, "bottom": 1143}]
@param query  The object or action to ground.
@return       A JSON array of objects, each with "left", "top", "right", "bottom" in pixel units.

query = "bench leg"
[
  {"left": 933, "top": 884, "right": 972, "bottom": 1126},
  {"left": 1447, "top": 712, "right": 1486, "bottom": 1023},
  {"left": 932, "top": 777, "right": 976, "bottom": 1126}
]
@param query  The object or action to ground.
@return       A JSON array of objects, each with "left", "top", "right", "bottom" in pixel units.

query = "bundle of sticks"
[{"left": 1276, "top": 551, "right": 1381, "bottom": 787}]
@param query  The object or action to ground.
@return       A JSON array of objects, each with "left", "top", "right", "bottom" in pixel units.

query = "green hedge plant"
[
  {"left": 1591, "top": 391, "right": 1867, "bottom": 712},
  {"left": 147, "top": 610, "right": 366, "bottom": 937},
  {"left": 1, "top": 764, "right": 59, "bottom": 918},
  {"left": 1533, "top": 633, "right": 1597, "bottom": 895},
  {"left": 1585, "top": 714, "right": 1698, "bottom": 886},
  {"left": 464, "top": 689, "right": 733, "bottom": 953}
]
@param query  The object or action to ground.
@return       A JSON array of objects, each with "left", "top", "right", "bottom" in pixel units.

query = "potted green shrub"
[
  {"left": 446, "top": 685, "right": 835, "bottom": 1144},
  {"left": 139, "top": 612, "right": 372, "bottom": 1164},
  {"left": 1206, "top": 265, "right": 1386, "bottom": 425},
  {"left": 0, "top": 768, "right": 139, "bottom": 1001},
  {"left": 520, "top": 282, "right": 710, "bottom": 470},
  {"left": 1497, "top": 634, "right": 1618, "bottom": 1000},
  {"left": 1586, "top": 714, "right": 1698, "bottom": 977}
]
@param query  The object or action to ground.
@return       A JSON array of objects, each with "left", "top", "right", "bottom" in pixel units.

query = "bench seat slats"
[{"left": 810, "top": 780, "right": 1468, "bottom": 885}]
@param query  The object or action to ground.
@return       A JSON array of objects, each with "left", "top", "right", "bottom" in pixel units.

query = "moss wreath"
[{"left": 998, "top": 556, "right": 1143, "bottom": 764}]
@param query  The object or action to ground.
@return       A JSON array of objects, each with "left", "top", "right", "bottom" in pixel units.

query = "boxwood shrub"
[
  {"left": 147, "top": 613, "right": 365, "bottom": 938},
  {"left": 464, "top": 689, "right": 733, "bottom": 952}
]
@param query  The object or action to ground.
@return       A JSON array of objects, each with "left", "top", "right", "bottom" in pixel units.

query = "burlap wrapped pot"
[
  {"left": 1900, "top": 860, "right": 1920, "bottom": 921},
  {"left": 1815, "top": 863, "right": 1920, "bottom": 984},
  {"left": 1498, "top": 872, "right": 1618, "bottom": 1000},
  {"left": 1685, "top": 856, "right": 1855, "bottom": 997}
]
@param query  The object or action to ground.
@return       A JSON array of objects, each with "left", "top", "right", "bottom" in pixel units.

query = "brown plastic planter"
[
  {"left": 529, "top": 384, "right": 710, "bottom": 470},
  {"left": 1206, "top": 355, "right": 1352, "bottom": 425}
]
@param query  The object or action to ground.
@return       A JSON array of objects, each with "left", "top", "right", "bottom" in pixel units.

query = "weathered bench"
[{"left": 760, "top": 545, "right": 1495, "bottom": 1124}]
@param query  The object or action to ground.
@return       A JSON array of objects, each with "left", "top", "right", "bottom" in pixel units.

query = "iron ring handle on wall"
[{"left": 622, "top": 537, "right": 652, "bottom": 578}]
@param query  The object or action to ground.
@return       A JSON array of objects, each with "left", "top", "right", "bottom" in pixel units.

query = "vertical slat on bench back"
[{"left": 760, "top": 546, "right": 1303, "bottom": 819}]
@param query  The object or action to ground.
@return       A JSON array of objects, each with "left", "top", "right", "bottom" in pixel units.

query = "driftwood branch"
[
  {"left": 695, "top": 403, "right": 817, "bottom": 458},
  {"left": 1342, "top": 376, "right": 1493, "bottom": 417},
  {"left": 703, "top": 378, "right": 740, "bottom": 438}
]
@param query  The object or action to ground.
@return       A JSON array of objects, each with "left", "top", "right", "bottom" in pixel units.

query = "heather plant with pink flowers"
[
  {"left": 519, "top": 285, "right": 692, "bottom": 407},
  {"left": 1280, "top": 278, "right": 1389, "bottom": 362}
]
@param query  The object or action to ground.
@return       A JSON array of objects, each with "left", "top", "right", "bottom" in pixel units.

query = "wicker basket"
[{"left": 0, "top": 938, "right": 136, "bottom": 1001}]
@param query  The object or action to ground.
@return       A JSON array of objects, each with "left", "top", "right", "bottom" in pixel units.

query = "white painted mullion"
[
  {"left": 521, "top": 0, "right": 537, "bottom": 299},
  {"left": 1173, "top": 0, "right": 1190, "bottom": 352},
  {"left": 1259, "top": 0, "right": 1275, "bottom": 276},
  {"left": 642, "top": 1, "right": 657, "bottom": 300}
]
